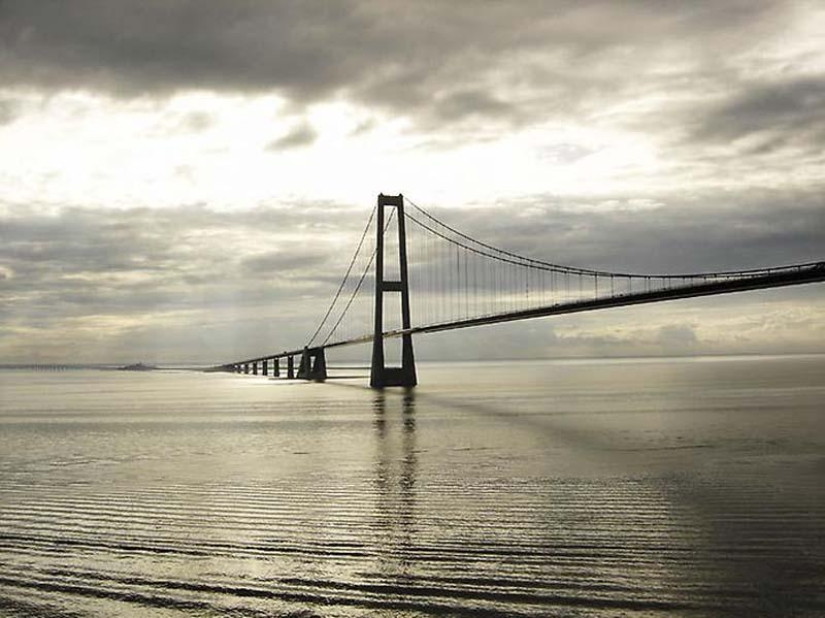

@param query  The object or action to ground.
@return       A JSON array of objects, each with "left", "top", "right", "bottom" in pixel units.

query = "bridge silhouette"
[{"left": 214, "top": 194, "right": 825, "bottom": 387}]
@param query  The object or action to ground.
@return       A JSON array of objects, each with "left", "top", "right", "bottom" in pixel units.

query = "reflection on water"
[
  {"left": 0, "top": 356, "right": 823, "bottom": 616},
  {"left": 373, "top": 390, "right": 417, "bottom": 580}
]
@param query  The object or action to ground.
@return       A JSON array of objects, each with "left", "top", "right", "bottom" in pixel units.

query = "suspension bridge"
[{"left": 214, "top": 194, "right": 825, "bottom": 387}]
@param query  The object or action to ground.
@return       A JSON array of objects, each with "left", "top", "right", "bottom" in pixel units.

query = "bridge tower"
[{"left": 370, "top": 194, "right": 417, "bottom": 388}]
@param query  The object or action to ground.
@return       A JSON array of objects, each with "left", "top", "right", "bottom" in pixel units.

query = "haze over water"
[{"left": 1, "top": 355, "right": 823, "bottom": 617}]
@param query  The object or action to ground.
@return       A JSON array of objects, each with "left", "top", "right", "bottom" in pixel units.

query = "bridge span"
[{"left": 213, "top": 194, "right": 825, "bottom": 387}]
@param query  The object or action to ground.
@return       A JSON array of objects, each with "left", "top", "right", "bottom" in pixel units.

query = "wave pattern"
[{"left": 1, "top": 360, "right": 824, "bottom": 617}]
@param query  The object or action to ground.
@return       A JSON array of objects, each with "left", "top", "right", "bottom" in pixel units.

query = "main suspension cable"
[
  {"left": 322, "top": 208, "right": 397, "bottom": 345},
  {"left": 308, "top": 206, "right": 376, "bottom": 347},
  {"left": 404, "top": 196, "right": 816, "bottom": 280}
]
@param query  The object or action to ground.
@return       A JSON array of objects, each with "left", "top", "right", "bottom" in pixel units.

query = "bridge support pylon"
[
  {"left": 370, "top": 194, "right": 417, "bottom": 388},
  {"left": 297, "top": 346, "right": 327, "bottom": 382}
]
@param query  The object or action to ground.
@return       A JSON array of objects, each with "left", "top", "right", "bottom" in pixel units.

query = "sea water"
[{"left": 1, "top": 356, "right": 823, "bottom": 617}]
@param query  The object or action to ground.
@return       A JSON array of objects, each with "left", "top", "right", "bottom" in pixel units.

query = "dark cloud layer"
[
  {"left": 693, "top": 76, "right": 825, "bottom": 153},
  {"left": 0, "top": 202, "right": 361, "bottom": 323},
  {"left": 3, "top": 1, "right": 820, "bottom": 165},
  {"left": 0, "top": 1, "right": 792, "bottom": 129},
  {"left": 1, "top": 192, "right": 823, "bottom": 362},
  {"left": 415, "top": 188, "right": 824, "bottom": 276},
  {"left": 2, "top": 187, "right": 821, "bottom": 324}
]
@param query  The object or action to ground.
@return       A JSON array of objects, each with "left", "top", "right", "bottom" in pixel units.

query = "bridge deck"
[
  {"left": 396, "top": 261, "right": 825, "bottom": 338},
  {"left": 223, "top": 262, "right": 824, "bottom": 368}
]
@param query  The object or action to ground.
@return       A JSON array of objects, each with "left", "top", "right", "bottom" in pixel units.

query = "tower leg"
[
  {"left": 297, "top": 347, "right": 310, "bottom": 379},
  {"left": 311, "top": 348, "right": 327, "bottom": 382}
]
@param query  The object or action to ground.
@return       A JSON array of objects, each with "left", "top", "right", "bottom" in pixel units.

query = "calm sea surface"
[{"left": 0, "top": 356, "right": 823, "bottom": 617}]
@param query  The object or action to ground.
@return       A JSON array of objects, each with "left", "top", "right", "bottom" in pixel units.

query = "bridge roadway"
[{"left": 219, "top": 261, "right": 825, "bottom": 373}]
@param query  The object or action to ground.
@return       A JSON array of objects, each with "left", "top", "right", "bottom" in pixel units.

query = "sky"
[{"left": 1, "top": 0, "right": 824, "bottom": 364}]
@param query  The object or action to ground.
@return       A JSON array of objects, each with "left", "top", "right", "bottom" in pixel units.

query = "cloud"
[
  {"left": 242, "top": 249, "right": 329, "bottom": 275},
  {"left": 176, "top": 111, "right": 215, "bottom": 133},
  {"left": 0, "top": 1, "right": 384, "bottom": 99},
  {"left": 266, "top": 123, "right": 316, "bottom": 151},
  {"left": 691, "top": 77, "right": 825, "bottom": 153},
  {"left": 0, "top": 1, "right": 792, "bottom": 129},
  {"left": 0, "top": 198, "right": 386, "bottom": 361},
  {"left": 0, "top": 98, "right": 22, "bottom": 125},
  {"left": 430, "top": 89, "right": 515, "bottom": 123},
  {"left": 410, "top": 187, "right": 825, "bottom": 276},
  {"left": 0, "top": 201, "right": 365, "bottom": 321}
]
